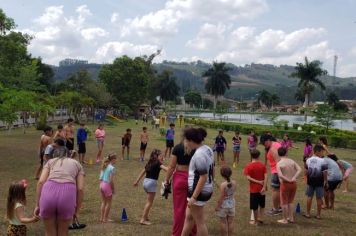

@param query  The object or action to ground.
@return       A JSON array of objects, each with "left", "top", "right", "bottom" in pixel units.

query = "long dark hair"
[
  {"left": 145, "top": 149, "right": 161, "bottom": 172},
  {"left": 319, "top": 136, "right": 328, "bottom": 146},
  {"left": 305, "top": 137, "right": 312, "bottom": 146},
  {"left": 7, "top": 182, "right": 26, "bottom": 220},
  {"left": 220, "top": 166, "right": 233, "bottom": 188}
]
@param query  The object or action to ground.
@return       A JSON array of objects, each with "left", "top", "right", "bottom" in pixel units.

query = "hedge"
[{"left": 186, "top": 118, "right": 356, "bottom": 149}]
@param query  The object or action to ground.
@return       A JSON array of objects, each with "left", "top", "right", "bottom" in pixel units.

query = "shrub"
[
  {"left": 329, "top": 136, "right": 348, "bottom": 148},
  {"left": 347, "top": 140, "right": 356, "bottom": 149}
]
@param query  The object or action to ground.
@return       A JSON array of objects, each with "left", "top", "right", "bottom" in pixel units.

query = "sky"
[{"left": 2, "top": 0, "right": 356, "bottom": 77}]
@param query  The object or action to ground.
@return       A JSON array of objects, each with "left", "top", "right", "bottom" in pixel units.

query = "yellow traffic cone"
[{"left": 89, "top": 159, "right": 93, "bottom": 165}]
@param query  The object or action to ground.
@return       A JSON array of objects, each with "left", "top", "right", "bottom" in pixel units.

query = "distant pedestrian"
[
  {"left": 232, "top": 131, "right": 242, "bottom": 168},
  {"left": 122, "top": 129, "right": 132, "bottom": 160},
  {"left": 95, "top": 124, "right": 106, "bottom": 163},
  {"left": 77, "top": 123, "right": 87, "bottom": 164}
]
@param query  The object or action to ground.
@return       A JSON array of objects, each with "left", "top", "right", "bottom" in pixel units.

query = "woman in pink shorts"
[{"left": 35, "top": 148, "right": 85, "bottom": 235}]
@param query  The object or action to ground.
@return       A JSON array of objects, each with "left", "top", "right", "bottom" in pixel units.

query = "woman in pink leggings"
[
  {"left": 165, "top": 141, "right": 196, "bottom": 236},
  {"left": 35, "top": 148, "right": 85, "bottom": 236}
]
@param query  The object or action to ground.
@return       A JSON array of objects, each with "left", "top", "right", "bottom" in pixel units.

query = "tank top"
[{"left": 221, "top": 184, "right": 235, "bottom": 209}]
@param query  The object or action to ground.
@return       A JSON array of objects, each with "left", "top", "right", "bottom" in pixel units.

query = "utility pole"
[{"left": 333, "top": 55, "right": 338, "bottom": 85}]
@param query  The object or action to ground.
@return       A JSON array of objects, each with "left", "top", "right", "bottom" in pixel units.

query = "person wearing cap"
[{"left": 261, "top": 134, "right": 282, "bottom": 215}]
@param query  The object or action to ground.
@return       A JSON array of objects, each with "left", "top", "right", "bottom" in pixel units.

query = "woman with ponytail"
[
  {"left": 134, "top": 149, "right": 168, "bottom": 225},
  {"left": 181, "top": 128, "right": 214, "bottom": 236},
  {"left": 215, "top": 166, "right": 236, "bottom": 236},
  {"left": 99, "top": 153, "right": 117, "bottom": 223}
]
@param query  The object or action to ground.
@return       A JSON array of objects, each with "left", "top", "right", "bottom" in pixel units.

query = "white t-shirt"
[{"left": 188, "top": 145, "right": 214, "bottom": 201}]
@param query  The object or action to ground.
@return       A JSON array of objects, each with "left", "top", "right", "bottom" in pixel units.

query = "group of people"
[{"left": 5, "top": 119, "right": 354, "bottom": 236}]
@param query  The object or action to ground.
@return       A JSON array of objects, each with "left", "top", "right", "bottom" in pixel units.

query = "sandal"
[
  {"left": 315, "top": 216, "right": 322, "bottom": 220},
  {"left": 302, "top": 214, "right": 311, "bottom": 219},
  {"left": 140, "top": 220, "right": 152, "bottom": 225},
  {"left": 277, "top": 219, "right": 289, "bottom": 224},
  {"left": 68, "top": 216, "right": 86, "bottom": 230}
]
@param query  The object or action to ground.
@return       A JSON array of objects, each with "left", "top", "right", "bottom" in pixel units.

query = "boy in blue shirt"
[
  {"left": 77, "top": 123, "right": 88, "bottom": 164},
  {"left": 165, "top": 123, "right": 175, "bottom": 158}
]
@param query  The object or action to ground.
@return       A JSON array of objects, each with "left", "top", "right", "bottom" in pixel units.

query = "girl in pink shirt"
[{"left": 95, "top": 124, "right": 106, "bottom": 163}]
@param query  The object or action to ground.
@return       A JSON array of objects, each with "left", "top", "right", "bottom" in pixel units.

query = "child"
[
  {"left": 339, "top": 160, "right": 353, "bottom": 192},
  {"left": 215, "top": 130, "right": 227, "bottom": 165},
  {"left": 303, "top": 138, "right": 313, "bottom": 163},
  {"left": 280, "top": 134, "right": 298, "bottom": 154},
  {"left": 122, "top": 129, "right": 132, "bottom": 160},
  {"left": 99, "top": 153, "right": 117, "bottom": 223},
  {"left": 95, "top": 124, "right": 106, "bottom": 163},
  {"left": 247, "top": 131, "right": 257, "bottom": 155},
  {"left": 35, "top": 126, "right": 53, "bottom": 179},
  {"left": 215, "top": 166, "right": 236, "bottom": 236},
  {"left": 243, "top": 149, "right": 267, "bottom": 225},
  {"left": 53, "top": 124, "right": 66, "bottom": 141},
  {"left": 77, "top": 123, "right": 87, "bottom": 164},
  {"left": 140, "top": 127, "right": 149, "bottom": 162},
  {"left": 304, "top": 144, "right": 328, "bottom": 219},
  {"left": 6, "top": 180, "right": 39, "bottom": 235},
  {"left": 276, "top": 147, "right": 302, "bottom": 224},
  {"left": 232, "top": 131, "right": 241, "bottom": 168},
  {"left": 133, "top": 149, "right": 168, "bottom": 225},
  {"left": 165, "top": 123, "right": 175, "bottom": 159}
]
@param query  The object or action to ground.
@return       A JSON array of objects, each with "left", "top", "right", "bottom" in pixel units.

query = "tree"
[
  {"left": 99, "top": 55, "right": 153, "bottom": 113},
  {"left": 184, "top": 90, "right": 202, "bottom": 108},
  {"left": 157, "top": 70, "right": 180, "bottom": 104},
  {"left": 57, "top": 91, "right": 94, "bottom": 122},
  {"left": 313, "top": 104, "right": 340, "bottom": 133},
  {"left": 326, "top": 92, "right": 348, "bottom": 112},
  {"left": 257, "top": 90, "right": 280, "bottom": 109},
  {"left": 36, "top": 58, "right": 54, "bottom": 93},
  {"left": 290, "top": 57, "right": 327, "bottom": 107},
  {"left": 203, "top": 62, "right": 231, "bottom": 113}
]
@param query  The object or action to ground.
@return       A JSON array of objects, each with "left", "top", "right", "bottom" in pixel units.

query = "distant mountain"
[{"left": 51, "top": 60, "right": 356, "bottom": 104}]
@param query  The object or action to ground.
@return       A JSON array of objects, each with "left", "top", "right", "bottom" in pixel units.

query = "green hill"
[{"left": 52, "top": 60, "right": 356, "bottom": 104}]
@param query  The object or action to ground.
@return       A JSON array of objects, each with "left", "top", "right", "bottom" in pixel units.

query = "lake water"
[{"left": 183, "top": 112, "right": 356, "bottom": 132}]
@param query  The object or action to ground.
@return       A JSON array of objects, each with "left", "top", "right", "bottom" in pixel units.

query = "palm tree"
[
  {"left": 290, "top": 57, "right": 327, "bottom": 107},
  {"left": 203, "top": 62, "right": 232, "bottom": 115}
]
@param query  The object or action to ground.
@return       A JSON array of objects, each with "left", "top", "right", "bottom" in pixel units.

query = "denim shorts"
[
  {"left": 305, "top": 185, "right": 324, "bottom": 198},
  {"left": 271, "top": 173, "right": 280, "bottom": 189},
  {"left": 233, "top": 145, "right": 240, "bottom": 152},
  {"left": 143, "top": 178, "right": 157, "bottom": 193}
]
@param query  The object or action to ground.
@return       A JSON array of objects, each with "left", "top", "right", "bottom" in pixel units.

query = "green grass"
[{"left": 0, "top": 121, "right": 356, "bottom": 236}]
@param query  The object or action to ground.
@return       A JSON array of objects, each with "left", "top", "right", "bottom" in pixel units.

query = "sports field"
[{"left": 0, "top": 120, "right": 355, "bottom": 236}]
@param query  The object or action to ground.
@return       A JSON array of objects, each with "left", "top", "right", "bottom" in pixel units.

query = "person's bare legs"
[
  {"left": 343, "top": 177, "right": 349, "bottom": 192},
  {"left": 236, "top": 152, "right": 240, "bottom": 165},
  {"left": 272, "top": 187, "right": 280, "bottom": 210},
  {"left": 35, "top": 165, "right": 42, "bottom": 179},
  {"left": 141, "top": 192, "right": 155, "bottom": 223},
  {"left": 278, "top": 204, "right": 288, "bottom": 223},
  {"left": 219, "top": 218, "right": 228, "bottom": 236},
  {"left": 316, "top": 197, "right": 323, "bottom": 218},
  {"left": 324, "top": 190, "right": 329, "bottom": 208},
  {"left": 126, "top": 146, "right": 130, "bottom": 159},
  {"left": 104, "top": 196, "right": 113, "bottom": 222},
  {"left": 306, "top": 196, "right": 313, "bottom": 216},
  {"left": 100, "top": 192, "right": 106, "bottom": 222},
  {"left": 329, "top": 191, "right": 335, "bottom": 209},
  {"left": 121, "top": 146, "right": 125, "bottom": 160},
  {"left": 43, "top": 218, "right": 57, "bottom": 236},
  {"left": 288, "top": 203, "right": 295, "bottom": 222},
  {"left": 182, "top": 207, "right": 195, "bottom": 236},
  {"left": 221, "top": 153, "right": 225, "bottom": 166},
  {"left": 182, "top": 205, "right": 208, "bottom": 236},
  {"left": 227, "top": 216, "right": 234, "bottom": 236},
  {"left": 258, "top": 207, "right": 265, "bottom": 222},
  {"left": 57, "top": 219, "right": 71, "bottom": 236},
  {"left": 164, "top": 147, "right": 169, "bottom": 158},
  {"left": 97, "top": 143, "right": 103, "bottom": 161}
]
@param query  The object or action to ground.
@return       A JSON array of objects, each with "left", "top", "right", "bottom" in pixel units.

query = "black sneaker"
[{"left": 68, "top": 223, "right": 86, "bottom": 230}]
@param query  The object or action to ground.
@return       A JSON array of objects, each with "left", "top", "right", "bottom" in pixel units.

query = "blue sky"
[{"left": 2, "top": 0, "right": 356, "bottom": 77}]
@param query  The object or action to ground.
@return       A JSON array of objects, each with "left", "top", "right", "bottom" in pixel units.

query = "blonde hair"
[{"left": 102, "top": 153, "right": 117, "bottom": 170}]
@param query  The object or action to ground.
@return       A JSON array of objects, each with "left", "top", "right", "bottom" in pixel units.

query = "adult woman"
[
  {"left": 181, "top": 128, "right": 214, "bottom": 236},
  {"left": 95, "top": 124, "right": 106, "bottom": 163},
  {"left": 164, "top": 139, "right": 196, "bottom": 236},
  {"left": 35, "top": 148, "right": 85, "bottom": 236}
]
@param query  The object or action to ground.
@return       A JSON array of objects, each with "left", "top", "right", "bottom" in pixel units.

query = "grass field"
[{"left": 0, "top": 120, "right": 355, "bottom": 236}]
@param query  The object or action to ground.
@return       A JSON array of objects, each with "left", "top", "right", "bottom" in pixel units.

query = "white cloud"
[
  {"left": 111, "top": 13, "right": 119, "bottom": 23},
  {"left": 215, "top": 27, "right": 334, "bottom": 71},
  {"left": 186, "top": 23, "right": 228, "bottom": 50},
  {"left": 95, "top": 42, "right": 159, "bottom": 63},
  {"left": 81, "top": 28, "right": 108, "bottom": 40},
  {"left": 121, "top": 0, "right": 268, "bottom": 42},
  {"left": 34, "top": 5, "right": 64, "bottom": 26}
]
